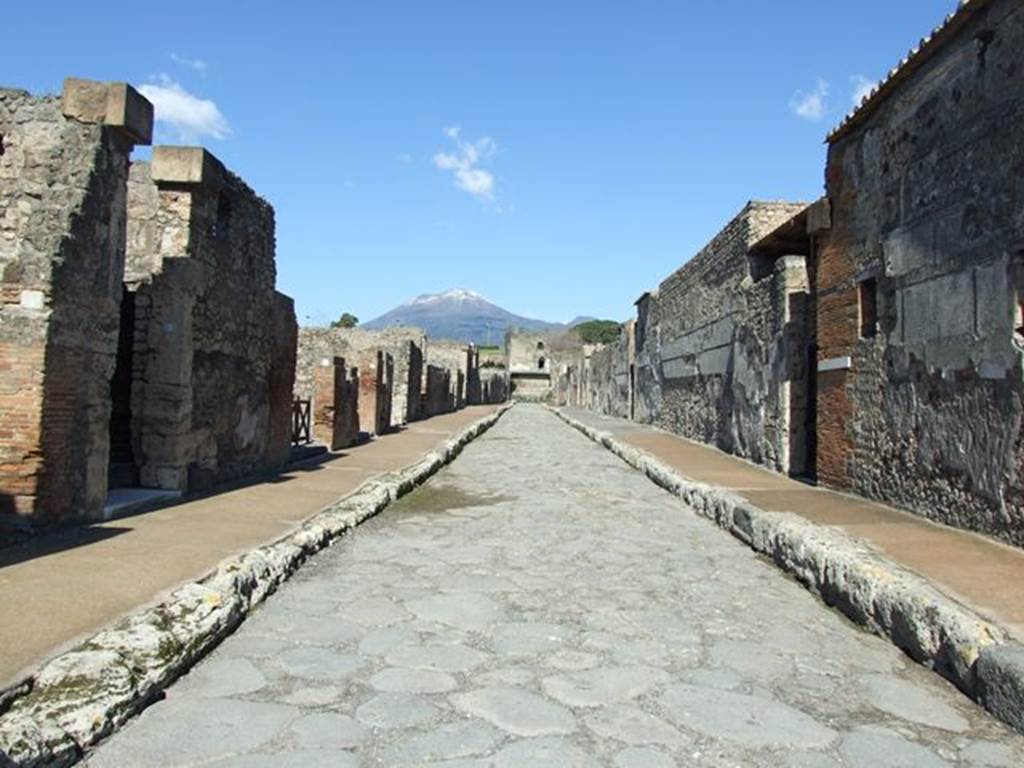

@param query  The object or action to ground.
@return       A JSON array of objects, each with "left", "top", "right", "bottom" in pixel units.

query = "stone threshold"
[
  {"left": 549, "top": 406, "right": 1024, "bottom": 736},
  {"left": 0, "top": 405, "right": 514, "bottom": 768}
]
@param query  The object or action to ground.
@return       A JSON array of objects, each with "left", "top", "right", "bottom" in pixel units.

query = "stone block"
[
  {"left": 151, "top": 146, "right": 224, "bottom": 186},
  {"left": 61, "top": 78, "right": 109, "bottom": 124},
  {"left": 883, "top": 225, "right": 933, "bottom": 278},
  {"left": 901, "top": 271, "right": 974, "bottom": 344},
  {"left": 974, "top": 258, "right": 1012, "bottom": 338},
  {"left": 61, "top": 78, "right": 153, "bottom": 145},
  {"left": 805, "top": 197, "right": 831, "bottom": 234},
  {"left": 105, "top": 83, "right": 153, "bottom": 145}
]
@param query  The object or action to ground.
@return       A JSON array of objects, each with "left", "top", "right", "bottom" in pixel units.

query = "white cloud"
[
  {"left": 170, "top": 53, "right": 208, "bottom": 73},
  {"left": 432, "top": 126, "right": 497, "bottom": 202},
  {"left": 790, "top": 78, "right": 829, "bottom": 121},
  {"left": 850, "top": 75, "right": 877, "bottom": 107},
  {"left": 138, "top": 75, "right": 231, "bottom": 141}
]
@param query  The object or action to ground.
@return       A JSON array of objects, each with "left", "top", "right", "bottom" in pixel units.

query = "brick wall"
[{"left": 0, "top": 79, "right": 151, "bottom": 527}]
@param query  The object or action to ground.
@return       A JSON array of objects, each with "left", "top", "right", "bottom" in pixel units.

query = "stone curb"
[
  {"left": 548, "top": 406, "right": 1024, "bottom": 734},
  {"left": 0, "top": 404, "right": 514, "bottom": 768}
]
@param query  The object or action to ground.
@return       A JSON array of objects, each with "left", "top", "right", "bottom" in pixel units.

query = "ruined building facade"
[
  {"left": 0, "top": 79, "right": 152, "bottom": 526},
  {"left": 561, "top": 0, "right": 1024, "bottom": 547},
  {"left": 295, "top": 328, "right": 503, "bottom": 447},
  {"left": 0, "top": 79, "right": 298, "bottom": 530},
  {"left": 506, "top": 331, "right": 553, "bottom": 400},
  {"left": 814, "top": 0, "right": 1024, "bottom": 543},
  {"left": 124, "top": 147, "right": 297, "bottom": 492}
]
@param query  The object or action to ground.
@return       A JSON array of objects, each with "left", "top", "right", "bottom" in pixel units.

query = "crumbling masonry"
[
  {"left": 0, "top": 79, "right": 298, "bottom": 530},
  {"left": 559, "top": 0, "right": 1024, "bottom": 547},
  {"left": 0, "top": 79, "right": 152, "bottom": 526}
]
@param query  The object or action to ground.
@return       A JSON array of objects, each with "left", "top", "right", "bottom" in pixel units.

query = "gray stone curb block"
[
  {"left": 549, "top": 406, "right": 1024, "bottom": 734},
  {"left": 0, "top": 405, "right": 514, "bottom": 768}
]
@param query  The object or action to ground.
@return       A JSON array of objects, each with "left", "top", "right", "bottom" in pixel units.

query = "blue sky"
[{"left": 6, "top": 1, "right": 959, "bottom": 325}]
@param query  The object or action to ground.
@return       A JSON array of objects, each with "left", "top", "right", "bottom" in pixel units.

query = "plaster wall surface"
[{"left": 819, "top": 0, "right": 1024, "bottom": 544}]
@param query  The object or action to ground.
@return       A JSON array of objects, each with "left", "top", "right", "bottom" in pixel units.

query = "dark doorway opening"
[{"left": 108, "top": 287, "right": 138, "bottom": 489}]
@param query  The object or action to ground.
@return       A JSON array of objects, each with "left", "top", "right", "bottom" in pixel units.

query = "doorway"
[{"left": 108, "top": 287, "right": 137, "bottom": 489}]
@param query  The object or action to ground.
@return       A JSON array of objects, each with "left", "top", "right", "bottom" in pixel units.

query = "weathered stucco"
[{"left": 818, "top": 0, "right": 1024, "bottom": 545}]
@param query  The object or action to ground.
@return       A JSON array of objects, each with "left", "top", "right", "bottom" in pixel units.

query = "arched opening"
[
  {"left": 538, "top": 356, "right": 546, "bottom": 370},
  {"left": 536, "top": 341, "right": 545, "bottom": 351}
]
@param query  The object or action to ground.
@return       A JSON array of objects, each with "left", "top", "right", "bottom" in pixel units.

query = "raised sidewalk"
[
  {"left": 0, "top": 405, "right": 501, "bottom": 689},
  {"left": 559, "top": 407, "right": 1024, "bottom": 642}
]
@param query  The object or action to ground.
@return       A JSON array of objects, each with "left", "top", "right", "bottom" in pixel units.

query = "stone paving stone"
[{"left": 85, "top": 406, "right": 1024, "bottom": 766}]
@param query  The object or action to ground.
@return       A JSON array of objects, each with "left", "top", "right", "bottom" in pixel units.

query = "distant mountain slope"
[{"left": 363, "top": 289, "right": 565, "bottom": 345}]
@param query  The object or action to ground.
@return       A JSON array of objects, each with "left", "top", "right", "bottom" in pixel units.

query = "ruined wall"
[
  {"left": 818, "top": 0, "right": 1024, "bottom": 544},
  {"left": 312, "top": 357, "right": 358, "bottom": 449},
  {"left": 125, "top": 147, "right": 296, "bottom": 492},
  {"left": 268, "top": 293, "right": 298, "bottom": 467},
  {"left": 466, "top": 348, "right": 482, "bottom": 405},
  {"left": 581, "top": 322, "right": 635, "bottom": 419},
  {"left": 296, "top": 326, "right": 424, "bottom": 427},
  {"left": 480, "top": 369, "right": 510, "bottom": 404},
  {"left": 356, "top": 349, "right": 394, "bottom": 436},
  {"left": 0, "top": 79, "right": 151, "bottom": 526},
  {"left": 422, "top": 365, "right": 453, "bottom": 417},
  {"left": 653, "top": 202, "right": 807, "bottom": 472},
  {"left": 633, "top": 292, "right": 663, "bottom": 424},
  {"left": 507, "top": 331, "right": 553, "bottom": 400},
  {"left": 428, "top": 340, "right": 474, "bottom": 409}
]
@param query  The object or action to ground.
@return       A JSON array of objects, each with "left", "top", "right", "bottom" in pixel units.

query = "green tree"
[
  {"left": 572, "top": 319, "right": 622, "bottom": 344},
  {"left": 330, "top": 312, "right": 359, "bottom": 329}
]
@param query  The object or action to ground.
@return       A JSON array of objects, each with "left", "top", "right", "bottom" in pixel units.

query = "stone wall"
[
  {"left": 124, "top": 147, "right": 296, "bottom": 492},
  {"left": 633, "top": 292, "right": 663, "bottom": 424},
  {"left": 312, "top": 356, "right": 358, "bottom": 449},
  {"left": 356, "top": 349, "right": 394, "bottom": 437},
  {"left": 506, "top": 330, "right": 553, "bottom": 400},
  {"left": 817, "top": 0, "right": 1024, "bottom": 545},
  {"left": 651, "top": 201, "right": 808, "bottom": 473},
  {"left": 429, "top": 340, "right": 475, "bottom": 409},
  {"left": 480, "top": 369, "right": 510, "bottom": 404},
  {"left": 296, "top": 326, "right": 424, "bottom": 427},
  {"left": 578, "top": 322, "right": 635, "bottom": 419},
  {"left": 422, "top": 365, "right": 453, "bottom": 418},
  {"left": 0, "top": 78, "right": 151, "bottom": 527}
]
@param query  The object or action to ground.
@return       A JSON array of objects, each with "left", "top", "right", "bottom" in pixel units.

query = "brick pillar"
[
  {"left": 357, "top": 351, "right": 380, "bottom": 437},
  {"left": 313, "top": 356, "right": 353, "bottom": 450}
]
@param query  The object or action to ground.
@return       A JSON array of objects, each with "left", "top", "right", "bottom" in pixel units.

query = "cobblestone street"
[{"left": 86, "top": 406, "right": 1024, "bottom": 767}]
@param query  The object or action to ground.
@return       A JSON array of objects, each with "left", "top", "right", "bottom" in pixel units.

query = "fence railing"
[{"left": 292, "top": 399, "right": 312, "bottom": 445}]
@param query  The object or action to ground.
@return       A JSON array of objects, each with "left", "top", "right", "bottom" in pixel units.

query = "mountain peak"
[
  {"left": 365, "top": 288, "right": 565, "bottom": 344},
  {"left": 408, "top": 288, "right": 488, "bottom": 307}
]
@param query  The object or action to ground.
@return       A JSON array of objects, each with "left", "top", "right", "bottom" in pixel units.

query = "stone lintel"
[
  {"left": 62, "top": 78, "right": 153, "bottom": 145},
  {"left": 151, "top": 146, "right": 225, "bottom": 187}
]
